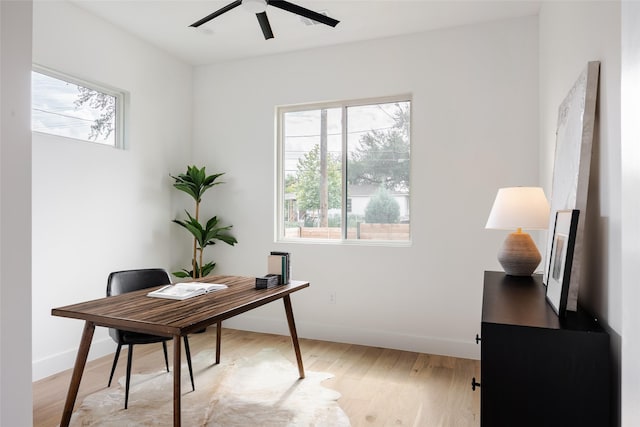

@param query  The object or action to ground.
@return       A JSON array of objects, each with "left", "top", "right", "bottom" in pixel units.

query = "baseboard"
[
  {"left": 222, "top": 314, "right": 480, "bottom": 361},
  {"left": 32, "top": 336, "right": 115, "bottom": 382},
  {"left": 33, "top": 318, "right": 479, "bottom": 381}
]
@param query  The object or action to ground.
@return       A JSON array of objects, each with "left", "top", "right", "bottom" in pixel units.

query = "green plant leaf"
[
  {"left": 172, "top": 219, "right": 201, "bottom": 244},
  {"left": 205, "top": 216, "right": 219, "bottom": 230},
  {"left": 172, "top": 270, "right": 192, "bottom": 278},
  {"left": 200, "top": 261, "right": 216, "bottom": 277},
  {"left": 198, "top": 217, "right": 238, "bottom": 248},
  {"left": 171, "top": 166, "right": 225, "bottom": 202},
  {"left": 173, "top": 211, "right": 210, "bottom": 247},
  {"left": 172, "top": 259, "right": 213, "bottom": 279},
  {"left": 212, "top": 232, "right": 238, "bottom": 246}
]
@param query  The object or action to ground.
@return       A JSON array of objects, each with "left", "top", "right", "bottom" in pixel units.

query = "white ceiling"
[{"left": 70, "top": 0, "right": 541, "bottom": 66}]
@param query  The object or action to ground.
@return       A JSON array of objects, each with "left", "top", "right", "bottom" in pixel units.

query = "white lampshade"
[{"left": 485, "top": 187, "right": 550, "bottom": 231}]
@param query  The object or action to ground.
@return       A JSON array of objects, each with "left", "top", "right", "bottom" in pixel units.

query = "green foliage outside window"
[
  {"left": 348, "top": 104, "right": 410, "bottom": 192},
  {"left": 364, "top": 187, "right": 400, "bottom": 224},
  {"left": 293, "top": 144, "right": 342, "bottom": 213}
]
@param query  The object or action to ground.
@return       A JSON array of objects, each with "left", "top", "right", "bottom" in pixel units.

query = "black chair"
[{"left": 106, "top": 268, "right": 195, "bottom": 409}]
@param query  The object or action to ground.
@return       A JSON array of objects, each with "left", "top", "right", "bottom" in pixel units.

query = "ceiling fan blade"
[
  {"left": 267, "top": 0, "right": 339, "bottom": 27},
  {"left": 256, "top": 12, "right": 274, "bottom": 40},
  {"left": 190, "top": 0, "right": 242, "bottom": 28}
]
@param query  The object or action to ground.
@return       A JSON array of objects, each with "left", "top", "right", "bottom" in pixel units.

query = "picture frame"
[
  {"left": 546, "top": 209, "right": 580, "bottom": 316},
  {"left": 542, "top": 61, "right": 599, "bottom": 312}
]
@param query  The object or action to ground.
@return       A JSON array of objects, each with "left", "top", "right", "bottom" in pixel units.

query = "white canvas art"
[{"left": 543, "top": 61, "right": 600, "bottom": 311}]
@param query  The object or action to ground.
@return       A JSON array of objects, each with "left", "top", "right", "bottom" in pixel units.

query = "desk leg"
[
  {"left": 283, "top": 295, "right": 305, "bottom": 379},
  {"left": 173, "top": 335, "right": 181, "bottom": 427},
  {"left": 60, "top": 321, "right": 95, "bottom": 427}
]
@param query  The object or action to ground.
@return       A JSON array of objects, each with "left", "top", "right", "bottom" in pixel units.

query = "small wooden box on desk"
[{"left": 477, "top": 271, "right": 610, "bottom": 427}]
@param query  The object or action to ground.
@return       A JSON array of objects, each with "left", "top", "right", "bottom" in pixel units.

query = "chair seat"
[{"left": 119, "top": 331, "right": 171, "bottom": 345}]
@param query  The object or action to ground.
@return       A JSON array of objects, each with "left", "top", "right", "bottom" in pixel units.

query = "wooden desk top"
[{"left": 52, "top": 276, "right": 309, "bottom": 336}]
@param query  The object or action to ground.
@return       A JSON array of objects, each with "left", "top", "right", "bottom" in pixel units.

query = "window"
[
  {"left": 278, "top": 96, "right": 411, "bottom": 242},
  {"left": 31, "top": 67, "right": 124, "bottom": 148}
]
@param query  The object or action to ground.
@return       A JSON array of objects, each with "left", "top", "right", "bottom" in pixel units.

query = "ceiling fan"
[{"left": 190, "top": 0, "right": 340, "bottom": 40}]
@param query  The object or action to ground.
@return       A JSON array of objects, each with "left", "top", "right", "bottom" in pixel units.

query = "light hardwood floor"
[{"left": 33, "top": 328, "right": 480, "bottom": 426}]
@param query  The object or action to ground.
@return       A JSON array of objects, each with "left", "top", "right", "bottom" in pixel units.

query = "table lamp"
[{"left": 485, "top": 187, "right": 550, "bottom": 276}]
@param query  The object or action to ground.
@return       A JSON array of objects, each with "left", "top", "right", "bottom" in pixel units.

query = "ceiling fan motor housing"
[{"left": 242, "top": 0, "right": 267, "bottom": 14}]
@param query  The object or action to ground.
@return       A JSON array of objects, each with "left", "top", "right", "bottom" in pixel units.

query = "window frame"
[
  {"left": 31, "top": 64, "right": 126, "bottom": 149},
  {"left": 276, "top": 94, "right": 412, "bottom": 245}
]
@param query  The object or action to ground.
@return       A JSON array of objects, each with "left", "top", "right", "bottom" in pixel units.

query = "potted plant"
[{"left": 171, "top": 165, "right": 237, "bottom": 279}]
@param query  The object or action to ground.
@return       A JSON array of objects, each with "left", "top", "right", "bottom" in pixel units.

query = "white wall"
[
  {"left": 31, "top": 1, "right": 193, "bottom": 380},
  {"left": 538, "top": 1, "right": 621, "bottom": 424},
  {"left": 1, "top": 1, "right": 33, "bottom": 424},
  {"left": 192, "top": 16, "right": 539, "bottom": 359},
  {"left": 621, "top": 2, "right": 640, "bottom": 425}
]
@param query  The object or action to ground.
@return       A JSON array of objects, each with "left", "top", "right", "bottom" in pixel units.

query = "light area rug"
[{"left": 68, "top": 348, "right": 351, "bottom": 426}]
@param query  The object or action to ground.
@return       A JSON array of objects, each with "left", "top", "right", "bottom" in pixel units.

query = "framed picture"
[
  {"left": 542, "top": 61, "right": 599, "bottom": 312},
  {"left": 546, "top": 210, "right": 580, "bottom": 316}
]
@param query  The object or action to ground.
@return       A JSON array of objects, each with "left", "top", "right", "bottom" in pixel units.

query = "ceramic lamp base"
[{"left": 497, "top": 231, "right": 541, "bottom": 276}]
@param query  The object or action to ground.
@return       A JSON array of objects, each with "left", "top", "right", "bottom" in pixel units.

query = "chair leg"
[
  {"left": 108, "top": 343, "right": 122, "bottom": 387},
  {"left": 124, "top": 344, "right": 134, "bottom": 409},
  {"left": 183, "top": 336, "right": 195, "bottom": 392},
  {"left": 216, "top": 321, "right": 222, "bottom": 364},
  {"left": 162, "top": 341, "right": 169, "bottom": 372}
]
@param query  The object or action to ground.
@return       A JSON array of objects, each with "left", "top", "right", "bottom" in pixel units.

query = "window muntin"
[
  {"left": 31, "top": 67, "right": 124, "bottom": 148},
  {"left": 279, "top": 97, "right": 411, "bottom": 243}
]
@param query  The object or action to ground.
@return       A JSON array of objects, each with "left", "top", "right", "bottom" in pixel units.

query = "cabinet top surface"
[{"left": 482, "top": 271, "right": 604, "bottom": 332}]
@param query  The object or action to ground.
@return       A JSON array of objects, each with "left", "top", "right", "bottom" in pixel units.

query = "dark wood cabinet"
[{"left": 478, "top": 271, "right": 610, "bottom": 427}]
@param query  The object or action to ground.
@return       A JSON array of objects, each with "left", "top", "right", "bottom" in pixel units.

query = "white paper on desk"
[{"left": 147, "top": 282, "right": 227, "bottom": 300}]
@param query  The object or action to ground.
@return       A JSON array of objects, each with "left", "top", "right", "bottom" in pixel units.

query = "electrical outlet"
[{"left": 329, "top": 292, "right": 337, "bottom": 304}]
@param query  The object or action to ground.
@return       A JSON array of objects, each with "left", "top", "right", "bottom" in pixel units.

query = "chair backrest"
[{"left": 107, "top": 268, "right": 171, "bottom": 297}]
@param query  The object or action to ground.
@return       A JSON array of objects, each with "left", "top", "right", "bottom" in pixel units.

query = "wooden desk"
[{"left": 52, "top": 275, "right": 310, "bottom": 427}]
